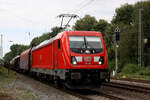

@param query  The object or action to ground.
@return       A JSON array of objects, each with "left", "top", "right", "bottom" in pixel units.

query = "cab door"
[
  {"left": 53, "top": 40, "right": 58, "bottom": 69},
  {"left": 54, "top": 39, "right": 65, "bottom": 69}
]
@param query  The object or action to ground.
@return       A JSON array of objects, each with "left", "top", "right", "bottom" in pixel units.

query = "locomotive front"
[{"left": 66, "top": 31, "right": 110, "bottom": 89}]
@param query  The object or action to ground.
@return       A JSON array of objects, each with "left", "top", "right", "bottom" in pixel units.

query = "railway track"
[
  {"left": 102, "top": 82, "right": 150, "bottom": 94},
  {"left": 84, "top": 90, "right": 125, "bottom": 100},
  {"left": 12, "top": 68, "right": 150, "bottom": 100},
  {"left": 31, "top": 75, "right": 124, "bottom": 100},
  {"left": 4, "top": 68, "right": 150, "bottom": 100},
  {"left": 19, "top": 73, "right": 124, "bottom": 100},
  {"left": 111, "top": 77, "right": 150, "bottom": 84}
]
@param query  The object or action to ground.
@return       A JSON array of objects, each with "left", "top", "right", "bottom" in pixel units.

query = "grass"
[
  {"left": 116, "top": 64, "right": 150, "bottom": 80},
  {"left": 0, "top": 66, "right": 40, "bottom": 100},
  {"left": 18, "top": 88, "right": 40, "bottom": 100},
  {"left": 0, "top": 66, "right": 16, "bottom": 83},
  {"left": 117, "top": 73, "right": 150, "bottom": 80}
]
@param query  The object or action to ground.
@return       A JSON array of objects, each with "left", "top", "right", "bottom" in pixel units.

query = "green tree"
[
  {"left": 112, "top": 4, "right": 134, "bottom": 25},
  {"left": 30, "top": 33, "right": 51, "bottom": 46},
  {"left": 3, "top": 52, "right": 13, "bottom": 62},
  {"left": 133, "top": 1, "right": 150, "bottom": 66},
  {"left": 3, "top": 44, "right": 29, "bottom": 62},
  {"left": 109, "top": 3, "right": 136, "bottom": 70},
  {"left": 50, "top": 27, "right": 62, "bottom": 37},
  {"left": 30, "top": 27, "right": 61, "bottom": 47},
  {"left": 73, "top": 15, "right": 97, "bottom": 31},
  {"left": 93, "top": 19, "right": 109, "bottom": 34},
  {"left": 111, "top": 1, "right": 150, "bottom": 67}
]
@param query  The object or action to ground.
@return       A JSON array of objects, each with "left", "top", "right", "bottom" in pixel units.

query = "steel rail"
[
  {"left": 111, "top": 77, "right": 150, "bottom": 84},
  {"left": 102, "top": 82, "right": 150, "bottom": 94}
]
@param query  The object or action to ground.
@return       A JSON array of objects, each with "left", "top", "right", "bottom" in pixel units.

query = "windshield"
[
  {"left": 86, "top": 36, "right": 102, "bottom": 49},
  {"left": 69, "top": 36, "right": 103, "bottom": 54},
  {"left": 69, "top": 36, "right": 85, "bottom": 48}
]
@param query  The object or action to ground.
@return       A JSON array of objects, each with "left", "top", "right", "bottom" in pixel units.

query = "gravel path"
[{"left": 11, "top": 74, "right": 81, "bottom": 100}]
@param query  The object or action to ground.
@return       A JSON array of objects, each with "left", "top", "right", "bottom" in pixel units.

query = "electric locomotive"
[{"left": 17, "top": 31, "right": 110, "bottom": 89}]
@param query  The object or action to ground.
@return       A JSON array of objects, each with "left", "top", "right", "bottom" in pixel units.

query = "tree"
[
  {"left": 73, "top": 15, "right": 97, "bottom": 31},
  {"left": 133, "top": 1, "right": 150, "bottom": 66},
  {"left": 50, "top": 27, "right": 62, "bottom": 37},
  {"left": 3, "top": 44, "right": 29, "bottom": 62},
  {"left": 3, "top": 52, "right": 13, "bottom": 62},
  {"left": 93, "top": 19, "right": 109, "bottom": 36},
  {"left": 112, "top": 4, "right": 134, "bottom": 25},
  {"left": 30, "top": 27, "right": 61, "bottom": 47},
  {"left": 118, "top": 23, "right": 138, "bottom": 64},
  {"left": 111, "top": 1, "right": 150, "bottom": 67}
]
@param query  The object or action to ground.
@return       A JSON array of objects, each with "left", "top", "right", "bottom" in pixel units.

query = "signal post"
[{"left": 114, "top": 27, "right": 120, "bottom": 77}]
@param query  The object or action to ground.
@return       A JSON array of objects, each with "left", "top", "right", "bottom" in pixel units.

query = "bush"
[
  {"left": 138, "top": 67, "right": 150, "bottom": 76},
  {"left": 107, "top": 61, "right": 115, "bottom": 72},
  {"left": 107, "top": 60, "right": 126, "bottom": 73},
  {"left": 121, "top": 63, "right": 139, "bottom": 74}
]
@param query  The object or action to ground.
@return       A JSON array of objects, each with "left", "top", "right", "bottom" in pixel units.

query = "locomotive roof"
[
  {"left": 32, "top": 31, "right": 65, "bottom": 51},
  {"left": 32, "top": 31, "right": 101, "bottom": 51}
]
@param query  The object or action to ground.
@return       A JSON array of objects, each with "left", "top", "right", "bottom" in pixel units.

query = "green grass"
[
  {"left": 109, "top": 63, "right": 150, "bottom": 80},
  {"left": 0, "top": 66, "right": 16, "bottom": 83},
  {"left": 118, "top": 73, "right": 150, "bottom": 80},
  {"left": 0, "top": 66, "right": 40, "bottom": 100},
  {"left": 117, "top": 64, "right": 150, "bottom": 80}
]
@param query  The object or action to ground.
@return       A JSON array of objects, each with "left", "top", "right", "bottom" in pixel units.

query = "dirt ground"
[
  {"left": 0, "top": 93, "right": 15, "bottom": 100},
  {"left": 0, "top": 69, "right": 81, "bottom": 100}
]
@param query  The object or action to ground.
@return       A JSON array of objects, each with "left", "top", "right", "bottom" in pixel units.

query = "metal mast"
[
  {"left": 0, "top": 34, "right": 3, "bottom": 59},
  {"left": 138, "top": 8, "right": 144, "bottom": 67}
]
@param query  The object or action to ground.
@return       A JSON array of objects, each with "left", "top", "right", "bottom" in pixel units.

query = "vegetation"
[
  {"left": 3, "top": 44, "right": 29, "bottom": 62},
  {"left": 0, "top": 67, "right": 40, "bottom": 100},
  {"left": 0, "top": 66, "right": 16, "bottom": 82},
  {"left": 3, "top": 27, "right": 62, "bottom": 63},
  {"left": 119, "top": 64, "right": 150, "bottom": 80},
  {"left": 30, "top": 26, "right": 62, "bottom": 47},
  {"left": 73, "top": 1, "right": 150, "bottom": 77},
  {"left": 3, "top": 1, "right": 150, "bottom": 78}
]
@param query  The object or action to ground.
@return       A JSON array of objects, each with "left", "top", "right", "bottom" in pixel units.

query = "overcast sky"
[{"left": 0, "top": 0, "right": 143, "bottom": 56}]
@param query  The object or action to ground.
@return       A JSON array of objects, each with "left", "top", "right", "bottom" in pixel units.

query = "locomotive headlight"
[
  {"left": 94, "top": 56, "right": 104, "bottom": 65},
  {"left": 71, "top": 56, "right": 77, "bottom": 65},
  {"left": 99, "top": 57, "right": 104, "bottom": 65},
  {"left": 72, "top": 61, "right": 77, "bottom": 65},
  {"left": 99, "top": 61, "right": 102, "bottom": 65}
]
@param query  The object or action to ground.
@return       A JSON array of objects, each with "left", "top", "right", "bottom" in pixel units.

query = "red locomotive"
[{"left": 12, "top": 31, "right": 110, "bottom": 89}]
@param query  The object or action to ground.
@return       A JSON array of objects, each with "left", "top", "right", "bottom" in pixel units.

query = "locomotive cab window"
[{"left": 58, "top": 39, "right": 61, "bottom": 49}]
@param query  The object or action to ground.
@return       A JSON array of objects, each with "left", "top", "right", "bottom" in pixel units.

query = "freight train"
[{"left": 10, "top": 31, "right": 110, "bottom": 89}]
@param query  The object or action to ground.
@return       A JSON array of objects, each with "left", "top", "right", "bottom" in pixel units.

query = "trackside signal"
[{"left": 115, "top": 27, "right": 120, "bottom": 41}]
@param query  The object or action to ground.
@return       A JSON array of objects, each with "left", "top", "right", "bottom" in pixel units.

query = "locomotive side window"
[{"left": 58, "top": 39, "right": 61, "bottom": 49}]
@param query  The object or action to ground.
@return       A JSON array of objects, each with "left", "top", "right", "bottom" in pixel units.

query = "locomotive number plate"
[{"left": 84, "top": 56, "right": 92, "bottom": 64}]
